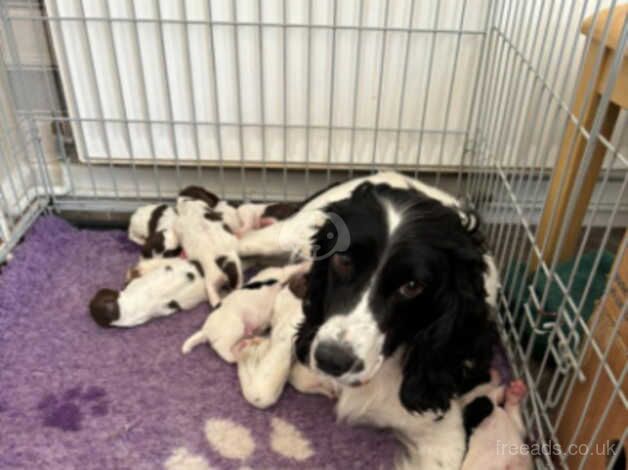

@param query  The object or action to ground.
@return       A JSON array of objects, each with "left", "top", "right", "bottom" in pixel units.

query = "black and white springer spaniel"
[{"left": 237, "top": 172, "right": 500, "bottom": 469}]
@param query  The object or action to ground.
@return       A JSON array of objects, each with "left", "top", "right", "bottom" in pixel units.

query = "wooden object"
[{"left": 533, "top": 5, "right": 627, "bottom": 270}]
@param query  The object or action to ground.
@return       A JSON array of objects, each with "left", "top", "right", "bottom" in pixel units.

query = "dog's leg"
[
  {"left": 289, "top": 362, "right": 338, "bottom": 399},
  {"left": 238, "top": 210, "right": 326, "bottom": 259},
  {"left": 238, "top": 220, "right": 292, "bottom": 258},
  {"left": 236, "top": 335, "right": 292, "bottom": 409}
]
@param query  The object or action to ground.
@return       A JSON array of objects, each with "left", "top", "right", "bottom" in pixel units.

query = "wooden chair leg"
[{"left": 533, "top": 40, "right": 619, "bottom": 270}]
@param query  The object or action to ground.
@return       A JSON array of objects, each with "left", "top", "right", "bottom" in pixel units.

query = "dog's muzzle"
[{"left": 313, "top": 341, "right": 364, "bottom": 377}]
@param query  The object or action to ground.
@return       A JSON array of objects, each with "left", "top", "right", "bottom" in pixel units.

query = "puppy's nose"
[{"left": 314, "top": 341, "right": 363, "bottom": 377}]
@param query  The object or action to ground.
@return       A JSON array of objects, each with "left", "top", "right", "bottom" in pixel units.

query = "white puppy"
[
  {"left": 235, "top": 273, "right": 337, "bottom": 408},
  {"left": 175, "top": 187, "right": 242, "bottom": 307},
  {"left": 89, "top": 257, "right": 206, "bottom": 328},
  {"left": 181, "top": 262, "right": 310, "bottom": 363}
]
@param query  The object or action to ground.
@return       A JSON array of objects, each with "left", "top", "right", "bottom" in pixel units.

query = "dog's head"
[{"left": 295, "top": 182, "right": 496, "bottom": 413}]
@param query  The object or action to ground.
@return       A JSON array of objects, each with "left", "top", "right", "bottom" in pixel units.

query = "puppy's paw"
[{"left": 505, "top": 379, "right": 527, "bottom": 405}]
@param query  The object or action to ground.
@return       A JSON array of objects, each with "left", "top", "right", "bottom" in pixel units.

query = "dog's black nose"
[
  {"left": 314, "top": 341, "right": 363, "bottom": 377},
  {"left": 89, "top": 289, "right": 120, "bottom": 327}
]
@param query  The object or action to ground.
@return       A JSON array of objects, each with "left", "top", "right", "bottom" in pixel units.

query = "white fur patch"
[
  {"left": 383, "top": 201, "right": 402, "bottom": 236},
  {"left": 269, "top": 417, "right": 314, "bottom": 461},
  {"left": 204, "top": 419, "right": 255, "bottom": 460},
  {"left": 164, "top": 447, "right": 213, "bottom": 470},
  {"left": 313, "top": 285, "right": 385, "bottom": 385}
]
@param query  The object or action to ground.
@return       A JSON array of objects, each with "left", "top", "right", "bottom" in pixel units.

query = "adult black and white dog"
[{"left": 238, "top": 172, "right": 500, "bottom": 469}]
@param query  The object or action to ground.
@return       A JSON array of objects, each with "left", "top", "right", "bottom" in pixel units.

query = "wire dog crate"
[{"left": 0, "top": 1, "right": 626, "bottom": 468}]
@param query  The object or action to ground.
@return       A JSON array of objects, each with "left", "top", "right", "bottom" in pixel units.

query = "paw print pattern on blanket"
[
  {"left": 36, "top": 385, "right": 109, "bottom": 432},
  {"left": 165, "top": 416, "right": 315, "bottom": 469}
]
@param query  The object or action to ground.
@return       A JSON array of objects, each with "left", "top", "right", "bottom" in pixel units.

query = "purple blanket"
[{"left": 0, "top": 216, "right": 398, "bottom": 469}]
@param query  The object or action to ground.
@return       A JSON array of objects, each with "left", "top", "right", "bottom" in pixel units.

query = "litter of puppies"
[{"left": 89, "top": 185, "right": 311, "bottom": 409}]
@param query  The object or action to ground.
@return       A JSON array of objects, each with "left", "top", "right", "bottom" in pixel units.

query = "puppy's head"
[
  {"left": 295, "top": 182, "right": 496, "bottom": 412},
  {"left": 89, "top": 289, "right": 120, "bottom": 327}
]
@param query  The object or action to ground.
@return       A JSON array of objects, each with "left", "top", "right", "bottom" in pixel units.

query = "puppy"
[
  {"left": 90, "top": 257, "right": 206, "bottom": 328},
  {"left": 235, "top": 272, "right": 337, "bottom": 408},
  {"left": 461, "top": 373, "right": 532, "bottom": 470},
  {"left": 181, "top": 262, "right": 310, "bottom": 363},
  {"left": 175, "top": 187, "right": 242, "bottom": 307},
  {"left": 128, "top": 203, "right": 181, "bottom": 263}
]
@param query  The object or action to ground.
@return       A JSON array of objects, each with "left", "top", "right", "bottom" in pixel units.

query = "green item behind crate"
[{"left": 503, "top": 251, "right": 615, "bottom": 360}]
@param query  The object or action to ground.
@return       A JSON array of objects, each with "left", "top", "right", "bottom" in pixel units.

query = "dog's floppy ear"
[
  {"left": 399, "top": 251, "right": 495, "bottom": 413},
  {"left": 179, "top": 186, "right": 219, "bottom": 208},
  {"left": 288, "top": 272, "right": 309, "bottom": 299}
]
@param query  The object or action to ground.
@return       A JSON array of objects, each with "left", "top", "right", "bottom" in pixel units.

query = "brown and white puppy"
[
  {"left": 175, "top": 186, "right": 242, "bottom": 307},
  {"left": 128, "top": 203, "right": 180, "bottom": 258},
  {"left": 181, "top": 262, "right": 310, "bottom": 363},
  {"left": 90, "top": 257, "right": 206, "bottom": 328}
]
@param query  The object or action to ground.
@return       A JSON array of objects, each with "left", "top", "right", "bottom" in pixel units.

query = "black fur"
[
  {"left": 216, "top": 256, "right": 239, "bottom": 291},
  {"left": 89, "top": 289, "right": 120, "bottom": 327},
  {"left": 141, "top": 231, "right": 182, "bottom": 259},
  {"left": 463, "top": 396, "right": 493, "bottom": 438},
  {"left": 204, "top": 211, "right": 222, "bottom": 221},
  {"left": 148, "top": 204, "right": 168, "bottom": 235},
  {"left": 295, "top": 182, "right": 496, "bottom": 413},
  {"left": 242, "top": 279, "right": 278, "bottom": 290},
  {"left": 167, "top": 300, "right": 182, "bottom": 312},
  {"left": 262, "top": 202, "right": 300, "bottom": 220},
  {"left": 189, "top": 259, "right": 204, "bottom": 277},
  {"left": 179, "top": 186, "right": 219, "bottom": 208}
]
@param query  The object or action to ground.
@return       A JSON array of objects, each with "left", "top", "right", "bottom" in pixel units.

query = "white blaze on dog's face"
[{"left": 295, "top": 182, "right": 496, "bottom": 395}]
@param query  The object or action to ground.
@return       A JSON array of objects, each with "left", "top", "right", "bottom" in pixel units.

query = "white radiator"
[{"left": 46, "top": 0, "right": 489, "bottom": 168}]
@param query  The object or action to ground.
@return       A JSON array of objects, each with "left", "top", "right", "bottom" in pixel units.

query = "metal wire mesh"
[{"left": 0, "top": 1, "right": 626, "bottom": 468}]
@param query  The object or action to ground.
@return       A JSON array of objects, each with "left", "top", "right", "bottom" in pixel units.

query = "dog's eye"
[
  {"left": 398, "top": 280, "right": 424, "bottom": 299},
  {"left": 331, "top": 253, "right": 353, "bottom": 279}
]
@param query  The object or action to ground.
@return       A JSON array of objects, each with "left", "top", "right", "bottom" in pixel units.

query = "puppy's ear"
[
  {"left": 178, "top": 186, "right": 219, "bottom": 208},
  {"left": 141, "top": 231, "right": 165, "bottom": 258},
  {"left": 216, "top": 255, "right": 241, "bottom": 292},
  {"left": 288, "top": 272, "right": 309, "bottom": 299}
]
